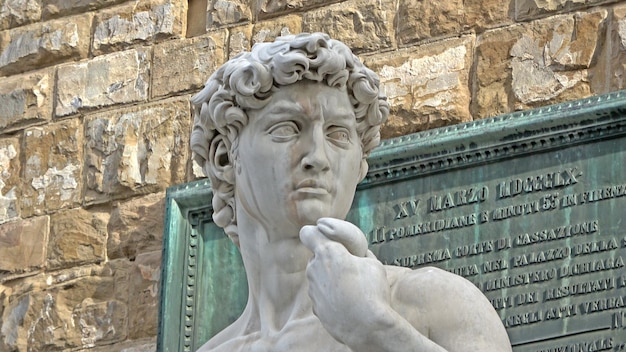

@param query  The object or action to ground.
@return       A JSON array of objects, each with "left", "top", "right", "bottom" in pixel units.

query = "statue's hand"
[{"left": 299, "top": 219, "right": 392, "bottom": 347}]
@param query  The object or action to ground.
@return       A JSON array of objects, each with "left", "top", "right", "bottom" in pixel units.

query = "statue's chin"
[{"left": 292, "top": 199, "right": 345, "bottom": 227}]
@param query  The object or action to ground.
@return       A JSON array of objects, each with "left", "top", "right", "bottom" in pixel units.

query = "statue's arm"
[
  {"left": 300, "top": 220, "right": 456, "bottom": 352},
  {"left": 389, "top": 266, "right": 513, "bottom": 352},
  {"left": 334, "top": 299, "right": 450, "bottom": 352},
  {"left": 300, "top": 218, "right": 512, "bottom": 352}
]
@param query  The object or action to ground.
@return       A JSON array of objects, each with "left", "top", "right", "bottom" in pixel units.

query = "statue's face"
[{"left": 235, "top": 81, "right": 366, "bottom": 237}]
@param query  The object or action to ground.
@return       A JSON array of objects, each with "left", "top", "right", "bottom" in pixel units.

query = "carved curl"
[{"left": 190, "top": 33, "right": 389, "bottom": 245}]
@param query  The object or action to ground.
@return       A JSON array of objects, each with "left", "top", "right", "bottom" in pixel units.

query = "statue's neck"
[{"left": 237, "top": 213, "right": 314, "bottom": 333}]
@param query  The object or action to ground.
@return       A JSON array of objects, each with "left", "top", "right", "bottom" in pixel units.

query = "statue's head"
[{"left": 191, "top": 32, "right": 388, "bottom": 245}]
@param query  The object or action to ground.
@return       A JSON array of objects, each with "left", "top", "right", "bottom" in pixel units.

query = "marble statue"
[{"left": 190, "top": 32, "right": 513, "bottom": 352}]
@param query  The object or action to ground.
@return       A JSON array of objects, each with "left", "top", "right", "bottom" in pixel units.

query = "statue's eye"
[
  {"left": 269, "top": 122, "right": 299, "bottom": 139},
  {"left": 327, "top": 127, "right": 350, "bottom": 144}
]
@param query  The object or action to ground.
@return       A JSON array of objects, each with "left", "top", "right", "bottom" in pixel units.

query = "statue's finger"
[
  {"left": 317, "top": 218, "right": 368, "bottom": 257},
  {"left": 299, "top": 225, "right": 332, "bottom": 253}
]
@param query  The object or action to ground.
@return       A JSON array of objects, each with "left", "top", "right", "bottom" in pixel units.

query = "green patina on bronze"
[{"left": 158, "top": 90, "right": 626, "bottom": 352}]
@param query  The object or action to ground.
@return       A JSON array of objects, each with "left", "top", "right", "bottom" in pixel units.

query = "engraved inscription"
[
  {"left": 497, "top": 168, "right": 582, "bottom": 199},
  {"left": 534, "top": 337, "right": 613, "bottom": 352},
  {"left": 354, "top": 152, "right": 626, "bottom": 351},
  {"left": 429, "top": 186, "right": 488, "bottom": 212}
]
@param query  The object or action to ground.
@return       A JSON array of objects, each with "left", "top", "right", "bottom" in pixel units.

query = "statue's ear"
[
  {"left": 209, "top": 136, "right": 235, "bottom": 184},
  {"left": 358, "top": 158, "right": 369, "bottom": 182}
]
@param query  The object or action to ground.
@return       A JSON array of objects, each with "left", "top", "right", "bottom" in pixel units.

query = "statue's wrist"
[{"left": 340, "top": 304, "right": 400, "bottom": 350}]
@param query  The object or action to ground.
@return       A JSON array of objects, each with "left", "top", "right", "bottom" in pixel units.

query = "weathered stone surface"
[
  {"left": 0, "top": 0, "right": 41, "bottom": 30},
  {"left": 187, "top": 0, "right": 207, "bottom": 36},
  {"left": 47, "top": 208, "right": 109, "bottom": 270},
  {"left": 92, "top": 0, "right": 187, "bottom": 55},
  {"left": 42, "top": 0, "right": 126, "bottom": 20},
  {"left": 107, "top": 193, "right": 165, "bottom": 260},
  {"left": 128, "top": 250, "right": 161, "bottom": 339},
  {"left": 364, "top": 36, "right": 474, "bottom": 139},
  {"left": 208, "top": 0, "right": 252, "bottom": 28},
  {"left": 55, "top": 48, "right": 150, "bottom": 117},
  {"left": 0, "top": 13, "right": 92, "bottom": 76},
  {"left": 515, "top": 0, "right": 620, "bottom": 21},
  {"left": 228, "top": 24, "right": 252, "bottom": 58},
  {"left": 0, "top": 68, "right": 52, "bottom": 133},
  {"left": 0, "top": 138, "right": 19, "bottom": 223},
  {"left": 84, "top": 100, "right": 188, "bottom": 203},
  {"left": 473, "top": 9, "right": 607, "bottom": 118},
  {"left": 79, "top": 337, "right": 156, "bottom": 352},
  {"left": 152, "top": 31, "right": 226, "bottom": 99},
  {"left": 396, "top": 0, "right": 464, "bottom": 46},
  {"left": 21, "top": 119, "right": 82, "bottom": 217},
  {"left": 252, "top": 15, "right": 301, "bottom": 44},
  {"left": 0, "top": 216, "right": 48, "bottom": 276},
  {"left": 302, "top": 0, "right": 394, "bottom": 53},
  {"left": 0, "top": 264, "right": 129, "bottom": 351},
  {"left": 462, "top": 0, "right": 514, "bottom": 33},
  {"left": 258, "top": 0, "right": 341, "bottom": 19},
  {"left": 73, "top": 299, "right": 128, "bottom": 348},
  {"left": 610, "top": 3, "right": 626, "bottom": 90},
  {"left": 192, "top": 159, "right": 206, "bottom": 179},
  {"left": 396, "top": 0, "right": 513, "bottom": 46}
]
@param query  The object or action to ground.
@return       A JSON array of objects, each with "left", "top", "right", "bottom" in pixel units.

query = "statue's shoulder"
[
  {"left": 386, "top": 265, "right": 512, "bottom": 351},
  {"left": 388, "top": 265, "right": 490, "bottom": 317},
  {"left": 386, "top": 265, "right": 474, "bottom": 292}
]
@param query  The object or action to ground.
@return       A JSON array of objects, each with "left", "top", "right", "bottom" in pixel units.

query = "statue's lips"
[{"left": 294, "top": 179, "right": 330, "bottom": 195}]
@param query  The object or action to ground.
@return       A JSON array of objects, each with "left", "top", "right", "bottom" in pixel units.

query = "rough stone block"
[
  {"left": 515, "top": 0, "right": 620, "bottom": 21},
  {"left": 42, "top": 0, "right": 126, "bottom": 20},
  {"left": 0, "top": 0, "right": 41, "bottom": 30},
  {"left": 55, "top": 48, "right": 150, "bottom": 117},
  {"left": 396, "top": 0, "right": 514, "bottom": 46},
  {"left": 463, "top": 0, "right": 515, "bottom": 33},
  {"left": 47, "top": 208, "right": 109, "bottom": 270},
  {"left": 0, "top": 216, "right": 48, "bottom": 276},
  {"left": 396, "top": 0, "right": 464, "bottom": 46},
  {"left": 107, "top": 193, "right": 165, "bottom": 260},
  {"left": 364, "top": 36, "right": 474, "bottom": 139},
  {"left": 128, "top": 250, "right": 161, "bottom": 339},
  {"left": 610, "top": 3, "right": 626, "bottom": 90},
  {"left": 0, "top": 13, "right": 92, "bottom": 76},
  {"left": 81, "top": 337, "right": 156, "bottom": 352},
  {"left": 252, "top": 15, "right": 301, "bottom": 45},
  {"left": 92, "top": 0, "right": 187, "bottom": 55},
  {"left": 21, "top": 119, "right": 83, "bottom": 217},
  {"left": 0, "top": 68, "right": 53, "bottom": 133},
  {"left": 73, "top": 299, "right": 128, "bottom": 348},
  {"left": 152, "top": 31, "right": 226, "bottom": 99},
  {"left": 473, "top": 9, "right": 608, "bottom": 118},
  {"left": 84, "top": 99, "right": 189, "bottom": 204},
  {"left": 258, "top": 0, "right": 341, "bottom": 19},
  {"left": 208, "top": 0, "right": 252, "bottom": 28},
  {"left": 302, "top": 0, "right": 395, "bottom": 54},
  {"left": 0, "top": 266, "right": 129, "bottom": 351},
  {"left": 0, "top": 137, "right": 19, "bottom": 223},
  {"left": 228, "top": 24, "right": 252, "bottom": 58}
]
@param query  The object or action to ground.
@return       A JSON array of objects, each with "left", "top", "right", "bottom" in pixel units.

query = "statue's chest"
[{"left": 248, "top": 320, "right": 352, "bottom": 352}]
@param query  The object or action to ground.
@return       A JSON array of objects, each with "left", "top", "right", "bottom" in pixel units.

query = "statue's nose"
[{"left": 301, "top": 127, "right": 331, "bottom": 172}]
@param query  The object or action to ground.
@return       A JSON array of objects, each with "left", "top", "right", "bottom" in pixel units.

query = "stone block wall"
[{"left": 1, "top": 0, "right": 625, "bottom": 350}]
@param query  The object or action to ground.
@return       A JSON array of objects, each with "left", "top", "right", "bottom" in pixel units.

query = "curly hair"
[{"left": 190, "top": 32, "right": 389, "bottom": 245}]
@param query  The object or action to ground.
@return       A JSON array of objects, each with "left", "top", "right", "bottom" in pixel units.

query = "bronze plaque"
[
  {"left": 348, "top": 92, "right": 626, "bottom": 351},
  {"left": 159, "top": 91, "right": 626, "bottom": 351}
]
